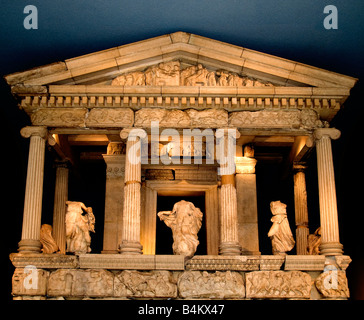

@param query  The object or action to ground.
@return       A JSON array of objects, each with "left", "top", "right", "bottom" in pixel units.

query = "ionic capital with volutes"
[
  {"left": 20, "top": 126, "right": 48, "bottom": 139},
  {"left": 314, "top": 128, "right": 341, "bottom": 140},
  {"left": 306, "top": 128, "right": 341, "bottom": 147}
]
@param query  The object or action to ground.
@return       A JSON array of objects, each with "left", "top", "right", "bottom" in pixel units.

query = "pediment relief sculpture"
[{"left": 111, "top": 60, "right": 275, "bottom": 87}]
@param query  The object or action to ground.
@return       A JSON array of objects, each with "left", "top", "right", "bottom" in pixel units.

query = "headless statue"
[
  {"left": 158, "top": 200, "right": 203, "bottom": 258},
  {"left": 268, "top": 201, "right": 295, "bottom": 255},
  {"left": 65, "top": 201, "right": 95, "bottom": 254}
]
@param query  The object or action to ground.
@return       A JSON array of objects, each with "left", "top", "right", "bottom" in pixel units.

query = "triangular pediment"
[
  {"left": 5, "top": 31, "right": 357, "bottom": 89},
  {"left": 4, "top": 32, "right": 358, "bottom": 122}
]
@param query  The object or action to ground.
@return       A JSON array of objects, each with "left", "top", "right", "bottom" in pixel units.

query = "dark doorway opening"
[{"left": 156, "top": 195, "right": 206, "bottom": 255}]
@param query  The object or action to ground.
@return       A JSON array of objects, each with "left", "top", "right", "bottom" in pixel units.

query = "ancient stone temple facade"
[{"left": 6, "top": 32, "right": 356, "bottom": 300}]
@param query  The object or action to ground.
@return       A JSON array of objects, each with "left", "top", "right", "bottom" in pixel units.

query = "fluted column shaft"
[
  {"left": 311, "top": 128, "right": 343, "bottom": 256},
  {"left": 217, "top": 129, "right": 242, "bottom": 255},
  {"left": 119, "top": 129, "right": 144, "bottom": 254},
  {"left": 52, "top": 161, "right": 69, "bottom": 254},
  {"left": 18, "top": 126, "right": 47, "bottom": 253},
  {"left": 293, "top": 165, "right": 309, "bottom": 255}
]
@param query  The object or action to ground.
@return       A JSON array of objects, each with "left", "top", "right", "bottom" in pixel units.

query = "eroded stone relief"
[
  {"left": 48, "top": 269, "right": 113, "bottom": 297},
  {"left": 229, "top": 109, "right": 323, "bottom": 129},
  {"left": 315, "top": 270, "right": 350, "bottom": 298},
  {"left": 246, "top": 271, "right": 312, "bottom": 299},
  {"left": 11, "top": 265, "right": 353, "bottom": 300},
  {"left": 134, "top": 108, "right": 228, "bottom": 128},
  {"left": 114, "top": 270, "right": 177, "bottom": 298},
  {"left": 111, "top": 60, "right": 274, "bottom": 87},
  {"left": 178, "top": 270, "right": 245, "bottom": 299}
]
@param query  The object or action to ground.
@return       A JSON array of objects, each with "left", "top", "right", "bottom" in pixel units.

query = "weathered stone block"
[
  {"left": 178, "top": 270, "right": 245, "bottom": 299},
  {"left": 31, "top": 108, "right": 87, "bottom": 127},
  {"left": 229, "top": 109, "right": 322, "bottom": 129},
  {"left": 246, "top": 271, "right": 312, "bottom": 299},
  {"left": 186, "top": 255, "right": 260, "bottom": 271},
  {"left": 315, "top": 270, "right": 350, "bottom": 299},
  {"left": 12, "top": 267, "right": 49, "bottom": 296},
  {"left": 114, "top": 270, "right": 177, "bottom": 298},
  {"left": 284, "top": 255, "right": 326, "bottom": 271},
  {"left": 10, "top": 253, "right": 79, "bottom": 269},
  {"left": 85, "top": 108, "right": 134, "bottom": 127},
  {"left": 134, "top": 108, "right": 228, "bottom": 128},
  {"left": 48, "top": 269, "right": 114, "bottom": 297},
  {"left": 259, "top": 255, "right": 285, "bottom": 270}
]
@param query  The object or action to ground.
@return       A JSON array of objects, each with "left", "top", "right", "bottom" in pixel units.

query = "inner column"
[
  {"left": 217, "top": 128, "right": 242, "bottom": 255},
  {"left": 119, "top": 129, "right": 145, "bottom": 255}
]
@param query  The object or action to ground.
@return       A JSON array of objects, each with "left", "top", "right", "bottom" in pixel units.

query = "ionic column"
[
  {"left": 119, "top": 129, "right": 145, "bottom": 255},
  {"left": 308, "top": 128, "right": 343, "bottom": 256},
  {"left": 52, "top": 161, "right": 69, "bottom": 254},
  {"left": 216, "top": 129, "right": 242, "bottom": 255},
  {"left": 18, "top": 126, "right": 48, "bottom": 253},
  {"left": 293, "top": 164, "right": 309, "bottom": 255}
]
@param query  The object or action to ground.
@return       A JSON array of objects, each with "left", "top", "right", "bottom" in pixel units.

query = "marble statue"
[
  {"left": 40, "top": 224, "right": 59, "bottom": 253},
  {"left": 307, "top": 227, "right": 321, "bottom": 255},
  {"left": 65, "top": 201, "right": 95, "bottom": 254},
  {"left": 268, "top": 201, "right": 295, "bottom": 255},
  {"left": 157, "top": 200, "right": 203, "bottom": 258}
]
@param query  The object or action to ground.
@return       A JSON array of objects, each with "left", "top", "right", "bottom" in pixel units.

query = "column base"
[
  {"left": 18, "top": 239, "right": 42, "bottom": 253},
  {"left": 119, "top": 241, "right": 143, "bottom": 255},
  {"left": 319, "top": 242, "right": 343, "bottom": 256},
  {"left": 219, "top": 242, "right": 242, "bottom": 255}
]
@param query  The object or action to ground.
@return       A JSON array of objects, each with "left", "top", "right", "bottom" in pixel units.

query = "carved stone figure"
[
  {"left": 145, "top": 61, "right": 180, "bottom": 86},
  {"left": 40, "top": 224, "right": 59, "bottom": 253},
  {"left": 185, "top": 64, "right": 210, "bottom": 86},
  {"left": 134, "top": 108, "right": 228, "bottom": 128},
  {"left": 114, "top": 270, "right": 177, "bottom": 298},
  {"left": 65, "top": 201, "right": 95, "bottom": 254},
  {"left": 178, "top": 271, "right": 245, "bottom": 299},
  {"left": 307, "top": 227, "right": 321, "bottom": 255},
  {"left": 229, "top": 109, "right": 323, "bottom": 130},
  {"left": 107, "top": 142, "right": 125, "bottom": 155},
  {"left": 48, "top": 269, "right": 113, "bottom": 297},
  {"left": 111, "top": 60, "right": 274, "bottom": 87},
  {"left": 268, "top": 201, "right": 295, "bottom": 255},
  {"left": 111, "top": 71, "right": 145, "bottom": 86},
  {"left": 246, "top": 271, "right": 311, "bottom": 298},
  {"left": 157, "top": 200, "right": 203, "bottom": 258}
]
